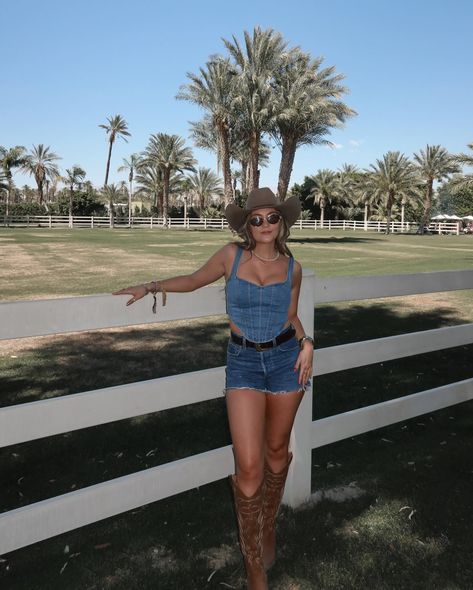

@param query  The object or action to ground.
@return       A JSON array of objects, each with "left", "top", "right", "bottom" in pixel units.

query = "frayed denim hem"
[{"left": 223, "top": 385, "right": 308, "bottom": 397}]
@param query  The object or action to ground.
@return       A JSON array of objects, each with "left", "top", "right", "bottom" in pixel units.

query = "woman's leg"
[
  {"left": 226, "top": 388, "right": 268, "bottom": 589},
  {"left": 265, "top": 390, "right": 304, "bottom": 472},
  {"left": 225, "top": 388, "right": 267, "bottom": 496},
  {"left": 262, "top": 389, "right": 304, "bottom": 570}
]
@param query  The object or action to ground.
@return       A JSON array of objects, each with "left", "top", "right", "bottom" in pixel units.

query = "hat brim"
[{"left": 225, "top": 195, "right": 301, "bottom": 233}]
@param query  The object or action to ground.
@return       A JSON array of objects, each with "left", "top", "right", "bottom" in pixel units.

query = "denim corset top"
[{"left": 225, "top": 246, "right": 294, "bottom": 342}]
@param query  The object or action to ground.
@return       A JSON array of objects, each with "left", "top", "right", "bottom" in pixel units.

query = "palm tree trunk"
[
  {"left": 385, "top": 190, "right": 394, "bottom": 234},
  {"left": 421, "top": 178, "right": 434, "bottom": 234},
  {"left": 199, "top": 194, "right": 205, "bottom": 214},
  {"left": 241, "top": 161, "right": 248, "bottom": 196},
  {"left": 163, "top": 168, "right": 170, "bottom": 223},
  {"left": 104, "top": 140, "right": 113, "bottom": 186},
  {"left": 37, "top": 180, "right": 44, "bottom": 205},
  {"left": 109, "top": 195, "right": 114, "bottom": 228},
  {"left": 69, "top": 184, "right": 73, "bottom": 228},
  {"left": 277, "top": 135, "right": 297, "bottom": 201},
  {"left": 320, "top": 205, "right": 325, "bottom": 228},
  {"left": 218, "top": 122, "right": 233, "bottom": 206},
  {"left": 248, "top": 131, "right": 260, "bottom": 192},
  {"left": 6, "top": 176, "right": 13, "bottom": 218},
  {"left": 129, "top": 180, "right": 133, "bottom": 226}
]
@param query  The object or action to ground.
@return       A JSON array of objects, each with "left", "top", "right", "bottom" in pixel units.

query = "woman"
[{"left": 113, "top": 187, "right": 314, "bottom": 590}]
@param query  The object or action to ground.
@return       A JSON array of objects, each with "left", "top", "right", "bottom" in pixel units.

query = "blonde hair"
[{"left": 234, "top": 212, "right": 293, "bottom": 257}]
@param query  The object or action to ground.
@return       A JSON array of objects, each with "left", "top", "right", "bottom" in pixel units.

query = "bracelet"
[
  {"left": 298, "top": 335, "right": 314, "bottom": 349},
  {"left": 150, "top": 279, "right": 167, "bottom": 314}
]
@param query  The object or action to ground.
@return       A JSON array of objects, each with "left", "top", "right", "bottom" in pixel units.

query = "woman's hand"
[
  {"left": 112, "top": 284, "right": 148, "bottom": 307},
  {"left": 294, "top": 341, "right": 314, "bottom": 386}
]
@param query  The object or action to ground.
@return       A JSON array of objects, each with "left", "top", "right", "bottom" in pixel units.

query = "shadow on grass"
[
  {"left": 0, "top": 300, "right": 472, "bottom": 588},
  {"left": 289, "top": 235, "right": 385, "bottom": 245}
]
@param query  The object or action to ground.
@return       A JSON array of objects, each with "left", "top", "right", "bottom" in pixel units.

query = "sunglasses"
[{"left": 249, "top": 212, "right": 282, "bottom": 227}]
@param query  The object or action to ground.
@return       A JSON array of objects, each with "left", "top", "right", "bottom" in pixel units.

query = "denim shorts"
[{"left": 224, "top": 328, "right": 311, "bottom": 396}]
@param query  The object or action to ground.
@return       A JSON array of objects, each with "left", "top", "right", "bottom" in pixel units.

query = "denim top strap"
[{"left": 225, "top": 246, "right": 294, "bottom": 342}]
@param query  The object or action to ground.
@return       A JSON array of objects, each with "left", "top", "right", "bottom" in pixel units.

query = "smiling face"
[{"left": 247, "top": 207, "right": 282, "bottom": 245}]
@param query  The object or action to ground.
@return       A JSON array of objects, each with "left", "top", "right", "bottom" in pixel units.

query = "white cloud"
[
  {"left": 349, "top": 139, "right": 364, "bottom": 147},
  {"left": 327, "top": 142, "right": 343, "bottom": 150}
]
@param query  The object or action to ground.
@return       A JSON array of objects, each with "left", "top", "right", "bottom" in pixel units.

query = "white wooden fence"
[
  {"left": 0, "top": 215, "right": 463, "bottom": 234},
  {"left": 1, "top": 269, "right": 473, "bottom": 555}
]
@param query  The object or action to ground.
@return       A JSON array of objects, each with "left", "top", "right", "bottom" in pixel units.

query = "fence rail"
[
  {"left": 0, "top": 215, "right": 463, "bottom": 234},
  {"left": 0, "top": 269, "right": 472, "bottom": 555}
]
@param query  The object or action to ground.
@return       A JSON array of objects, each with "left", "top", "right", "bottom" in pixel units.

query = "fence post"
[{"left": 283, "top": 270, "right": 315, "bottom": 508}]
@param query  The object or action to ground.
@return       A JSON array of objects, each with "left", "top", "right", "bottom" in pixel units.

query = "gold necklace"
[{"left": 253, "top": 250, "right": 280, "bottom": 262}]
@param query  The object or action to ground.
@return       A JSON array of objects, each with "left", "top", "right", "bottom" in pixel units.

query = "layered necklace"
[{"left": 253, "top": 250, "right": 280, "bottom": 262}]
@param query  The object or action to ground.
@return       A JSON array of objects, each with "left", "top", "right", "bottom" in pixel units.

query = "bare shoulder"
[
  {"left": 292, "top": 258, "right": 302, "bottom": 286},
  {"left": 218, "top": 242, "right": 241, "bottom": 276},
  {"left": 293, "top": 258, "right": 302, "bottom": 275}
]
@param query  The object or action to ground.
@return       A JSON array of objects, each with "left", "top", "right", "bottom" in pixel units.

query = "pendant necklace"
[{"left": 253, "top": 250, "right": 280, "bottom": 262}]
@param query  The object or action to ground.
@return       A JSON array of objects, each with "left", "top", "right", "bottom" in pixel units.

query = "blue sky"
[{"left": 1, "top": 0, "right": 472, "bottom": 192}]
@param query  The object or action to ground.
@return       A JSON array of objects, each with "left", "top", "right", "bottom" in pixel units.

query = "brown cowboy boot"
[
  {"left": 229, "top": 475, "right": 268, "bottom": 590},
  {"left": 262, "top": 452, "right": 293, "bottom": 570}
]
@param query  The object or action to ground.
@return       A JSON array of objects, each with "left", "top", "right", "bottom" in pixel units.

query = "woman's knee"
[
  {"left": 235, "top": 454, "right": 264, "bottom": 482},
  {"left": 265, "top": 439, "right": 289, "bottom": 462}
]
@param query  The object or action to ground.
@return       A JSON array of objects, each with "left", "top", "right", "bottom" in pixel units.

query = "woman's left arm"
[{"left": 287, "top": 260, "right": 314, "bottom": 386}]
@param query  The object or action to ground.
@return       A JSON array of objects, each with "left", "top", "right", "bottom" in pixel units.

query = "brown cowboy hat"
[{"left": 225, "top": 187, "right": 301, "bottom": 232}]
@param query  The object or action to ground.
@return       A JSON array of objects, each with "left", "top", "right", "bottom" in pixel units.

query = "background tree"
[
  {"left": 368, "top": 151, "right": 418, "bottom": 233},
  {"left": 135, "top": 165, "right": 163, "bottom": 214},
  {"left": 306, "top": 169, "right": 340, "bottom": 227},
  {"left": 0, "top": 145, "right": 27, "bottom": 216},
  {"left": 102, "top": 183, "right": 124, "bottom": 228},
  {"left": 186, "top": 167, "right": 223, "bottom": 214},
  {"left": 177, "top": 58, "right": 237, "bottom": 207},
  {"left": 413, "top": 144, "right": 460, "bottom": 232},
  {"left": 452, "top": 142, "right": 473, "bottom": 191},
  {"left": 271, "top": 51, "right": 355, "bottom": 200},
  {"left": 118, "top": 153, "right": 142, "bottom": 226},
  {"left": 223, "top": 26, "right": 287, "bottom": 191},
  {"left": 63, "top": 165, "right": 86, "bottom": 221},
  {"left": 21, "top": 144, "right": 61, "bottom": 204},
  {"left": 142, "top": 133, "right": 196, "bottom": 221},
  {"left": 437, "top": 179, "right": 473, "bottom": 217},
  {"left": 99, "top": 115, "right": 131, "bottom": 186}
]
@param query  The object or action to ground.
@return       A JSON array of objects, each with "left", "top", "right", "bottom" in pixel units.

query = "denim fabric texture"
[
  {"left": 225, "top": 247, "right": 310, "bottom": 395},
  {"left": 225, "top": 246, "right": 294, "bottom": 342},
  {"left": 224, "top": 327, "right": 311, "bottom": 395}
]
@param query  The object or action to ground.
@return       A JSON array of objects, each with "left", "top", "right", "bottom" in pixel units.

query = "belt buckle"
[{"left": 255, "top": 342, "right": 263, "bottom": 351}]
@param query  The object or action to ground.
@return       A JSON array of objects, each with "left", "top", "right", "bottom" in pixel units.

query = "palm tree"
[
  {"left": 332, "top": 164, "right": 362, "bottom": 219},
  {"left": 118, "top": 153, "right": 142, "bottom": 226},
  {"left": 223, "top": 27, "right": 288, "bottom": 191},
  {"left": 177, "top": 58, "right": 237, "bottom": 206},
  {"left": 271, "top": 51, "right": 356, "bottom": 200},
  {"left": 186, "top": 168, "right": 223, "bottom": 214},
  {"left": 102, "top": 183, "right": 124, "bottom": 228},
  {"left": 63, "top": 166, "right": 86, "bottom": 223},
  {"left": 142, "top": 133, "right": 196, "bottom": 222},
  {"left": 99, "top": 115, "right": 131, "bottom": 186},
  {"left": 307, "top": 169, "right": 339, "bottom": 227},
  {"left": 21, "top": 144, "right": 61, "bottom": 204},
  {"left": 0, "top": 145, "right": 27, "bottom": 216},
  {"left": 452, "top": 142, "right": 473, "bottom": 191},
  {"left": 413, "top": 145, "right": 460, "bottom": 232},
  {"left": 135, "top": 165, "right": 163, "bottom": 214},
  {"left": 368, "top": 152, "right": 418, "bottom": 234}
]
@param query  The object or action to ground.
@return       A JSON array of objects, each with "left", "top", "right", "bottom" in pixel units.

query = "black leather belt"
[{"left": 230, "top": 326, "right": 296, "bottom": 351}]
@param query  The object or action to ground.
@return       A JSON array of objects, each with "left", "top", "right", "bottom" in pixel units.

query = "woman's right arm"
[{"left": 112, "top": 243, "right": 234, "bottom": 307}]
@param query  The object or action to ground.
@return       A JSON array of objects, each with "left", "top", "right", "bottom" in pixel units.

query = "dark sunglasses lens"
[
  {"left": 268, "top": 213, "right": 281, "bottom": 224},
  {"left": 250, "top": 216, "right": 264, "bottom": 227}
]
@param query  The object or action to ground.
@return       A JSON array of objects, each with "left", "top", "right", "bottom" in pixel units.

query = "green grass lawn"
[{"left": 1, "top": 227, "right": 472, "bottom": 589}]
